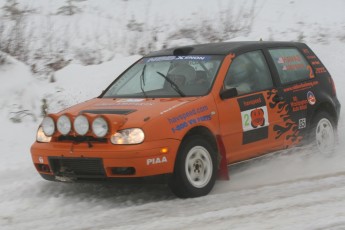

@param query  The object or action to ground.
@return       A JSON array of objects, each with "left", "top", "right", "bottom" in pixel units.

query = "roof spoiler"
[{"left": 173, "top": 47, "right": 194, "bottom": 56}]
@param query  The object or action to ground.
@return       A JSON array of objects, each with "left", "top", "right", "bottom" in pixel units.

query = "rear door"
[{"left": 266, "top": 47, "right": 317, "bottom": 147}]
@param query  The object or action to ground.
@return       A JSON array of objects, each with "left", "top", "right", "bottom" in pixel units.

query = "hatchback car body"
[{"left": 31, "top": 41, "right": 341, "bottom": 197}]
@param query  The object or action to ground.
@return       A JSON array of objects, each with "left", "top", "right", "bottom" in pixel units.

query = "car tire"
[
  {"left": 40, "top": 173, "right": 55, "bottom": 181},
  {"left": 310, "top": 111, "right": 336, "bottom": 154},
  {"left": 169, "top": 135, "right": 217, "bottom": 198}
]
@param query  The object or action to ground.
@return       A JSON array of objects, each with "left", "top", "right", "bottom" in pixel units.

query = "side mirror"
[{"left": 220, "top": 88, "right": 238, "bottom": 100}]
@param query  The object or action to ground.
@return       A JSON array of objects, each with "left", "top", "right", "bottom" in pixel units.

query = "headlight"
[
  {"left": 110, "top": 128, "right": 145, "bottom": 144},
  {"left": 57, "top": 115, "right": 71, "bottom": 135},
  {"left": 74, "top": 115, "right": 89, "bottom": 136},
  {"left": 41, "top": 116, "right": 55, "bottom": 136},
  {"left": 92, "top": 117, "right": 108, "bottom": 137},
  {"left": 36, "top": 126, "right": 52, "bottom": 143}
]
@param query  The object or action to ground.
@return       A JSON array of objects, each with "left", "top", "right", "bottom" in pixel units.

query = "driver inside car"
[
  {"left": 226, "top": 61, "right": 254, "bottom": 95},
  {"left": 169, "top": 74, "right": 186, "bottom": 87},
  {"left": 167, "top": 64, "right": 196, "bottom": 88}
]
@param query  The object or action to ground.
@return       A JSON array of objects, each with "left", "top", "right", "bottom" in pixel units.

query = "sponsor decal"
[
  {"left": 302, "top": 48, "right": 310, "bottom": 54},
  {"left": 307, "top": 91, "right": 316, "bottom": 105},
  {"left": 282, "top": 64, "right": 305, "bottom": 71},
  {"left": 241, "top": 106, "right": 269, "bottom": 132},
  {"left": 117, "top": 99, "right": 145, "bottom": 102},
  {"left": 277, "top": 55, "right": 307, "bottom": 72},
  {"left": 306, "top": 55, "right": 317, "bottom": 60},
  {"left": 238, "top": 94, "right": 269, "bottom": 144},
  {"left": 39, "top": 157, "right": 44, "bottom": 163},
  {"left": 167, "top": 105, "right": 211, "bottom": 133},
  {"left": 283, "top": 80, "right": 319, "bottom": 93},
  {"left": 168, "top": 105, "right": 208, "bottom": 124},
  {"left": 277, "top": 55, "right": 302, "bottom": 64},
  {"left": 147, "top": 156, "right": 168, "bottom": 165},
  {"left": 311, "top": 61, "right": 321, "bottom": 66},
  {"left": 291, "top": 96, "right": 308, "bottom": 112},
  {"left": 251, "top": 108, "right": 265, "bottom": 128},
  {"left": 171, "top": 114, "right": 212, "bottom": 133},
  {"left": 243, "top": 97, "right": 262, "bottom": 107},
  {"left": 298, "top": 118, "right": 306, "bottom": 129},
  {"left": 145, "top": 56, "right": 211, "bottom": 63},
  {"left": 315, "top": 67, "right": 327, "bottom": 74}
]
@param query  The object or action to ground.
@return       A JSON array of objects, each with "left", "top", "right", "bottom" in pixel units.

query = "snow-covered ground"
[{"left": 1, "top": 0, "right": 345, "bottom": 229}]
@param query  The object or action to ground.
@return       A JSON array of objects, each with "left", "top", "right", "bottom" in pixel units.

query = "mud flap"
[{"left": 216, "top": 135, "right": 229, "bottom": 180}]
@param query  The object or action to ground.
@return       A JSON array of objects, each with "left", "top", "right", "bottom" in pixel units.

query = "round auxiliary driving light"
[
  {"left": 41, "top": 116, "right": 55, "bottom": 136},
  {"left": 92, "top": 117, "right": 108, "bottom": 138},
  {"left": 57, "top": 115, "right": 71, "bottom": 135},
  {"left": 74, "top": 115, "right": 89, "bottom": 136}
]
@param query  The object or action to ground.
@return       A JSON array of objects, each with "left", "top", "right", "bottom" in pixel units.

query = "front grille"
[
  {"left": 49, "top": 157, "right": 106, "bottom": 178},
  {"left": 57, "top": 135, "right": 107, "bottom": 143}
]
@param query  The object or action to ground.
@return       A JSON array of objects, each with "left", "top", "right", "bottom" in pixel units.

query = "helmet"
[
  {"left": 168, "top": 64, "right": 196, "bottom": 86},
  {"left": 227, "top": 60, "right": 254, "bottom": 86}
]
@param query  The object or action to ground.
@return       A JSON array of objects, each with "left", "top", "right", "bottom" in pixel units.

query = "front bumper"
[{"left": 31, "top": 138, "right": 180, "bottom": 180}]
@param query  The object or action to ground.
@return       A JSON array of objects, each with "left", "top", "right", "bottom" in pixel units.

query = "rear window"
[{"left": 269, "top": 48, "right": 313, "bottom": 85}]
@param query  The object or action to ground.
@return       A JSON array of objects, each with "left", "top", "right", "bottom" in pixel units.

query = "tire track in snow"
[
  {"left": 103, "top": 172, "right": 345, "bottom": 230},
  {"left": 6, "top": 170, "right": 344, "bottom": 230}
]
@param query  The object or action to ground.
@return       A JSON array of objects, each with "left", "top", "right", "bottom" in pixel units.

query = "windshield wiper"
[
  {"left": 140, "top": 64, "right": 148, "bottom": 98},
  {"left": 156, "top": 71, "right": 185, "bottom": 97}
]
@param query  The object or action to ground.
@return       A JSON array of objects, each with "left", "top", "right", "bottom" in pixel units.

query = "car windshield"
[{"left": 102, "top": 55, "right": 224, "bottom": 98}]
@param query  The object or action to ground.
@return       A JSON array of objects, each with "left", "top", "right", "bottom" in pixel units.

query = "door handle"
[{"left": 272, "top": 94, "right": 284, "bottom": 103}]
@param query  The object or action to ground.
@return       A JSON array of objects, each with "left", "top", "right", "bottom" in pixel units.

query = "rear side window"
[{"left": 269, "top": 48, "right": 313, "bottom": 84}]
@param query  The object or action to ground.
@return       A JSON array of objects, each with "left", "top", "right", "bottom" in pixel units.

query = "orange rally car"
[{"left": 31, "top": 41, "right": 341, "bottom": 198}]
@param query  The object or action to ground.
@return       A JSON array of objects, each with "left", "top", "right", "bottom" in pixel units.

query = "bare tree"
[
  {"left": 57, "top": 0, "right": 85, "bottom": 16},
  {"left": 0, "top": 51, "right": 7, "bottom": 65},
  {"left": 2, "top": 0, "right": 34, "bottom": 20}
]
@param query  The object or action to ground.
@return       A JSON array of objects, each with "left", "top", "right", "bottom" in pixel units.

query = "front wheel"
[
  {"left": 169, "top": 136, "right": 217, "bottom": 198},
  {"left": 310, "top": 111, "right": 336, "bottom": 154}
]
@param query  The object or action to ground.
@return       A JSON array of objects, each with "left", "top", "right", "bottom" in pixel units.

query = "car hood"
[{"left": 57, "top": 97, "right": 199, "bottom": 128}]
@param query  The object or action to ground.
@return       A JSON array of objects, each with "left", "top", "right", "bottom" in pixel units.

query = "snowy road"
[{"left": 1, "top": 122, "right": 345, "bottom": 230}]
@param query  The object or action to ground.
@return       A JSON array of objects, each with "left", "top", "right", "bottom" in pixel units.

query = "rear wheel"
[
  {"left": 310, "top": 111, "right": 336, "bottom": 154},
  {"left": 169, "top": 136, "right": 217, "bottom": 198}
]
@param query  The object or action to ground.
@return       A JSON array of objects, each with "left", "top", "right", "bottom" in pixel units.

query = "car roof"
[{"left": 145, "top": 41, "right": 304, "bottom": 57}]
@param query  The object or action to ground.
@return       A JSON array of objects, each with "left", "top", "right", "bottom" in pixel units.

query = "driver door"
[{"left": 217, "top": 50, "right": 283, "bottom": 163}]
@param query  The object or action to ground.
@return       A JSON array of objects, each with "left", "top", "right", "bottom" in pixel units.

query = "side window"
[
  {"left": 269, "top": 48, "right": 313, "bottom": 84},
  {"left": 224, "top": 51, "right": 273, "bottom": 95}
]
